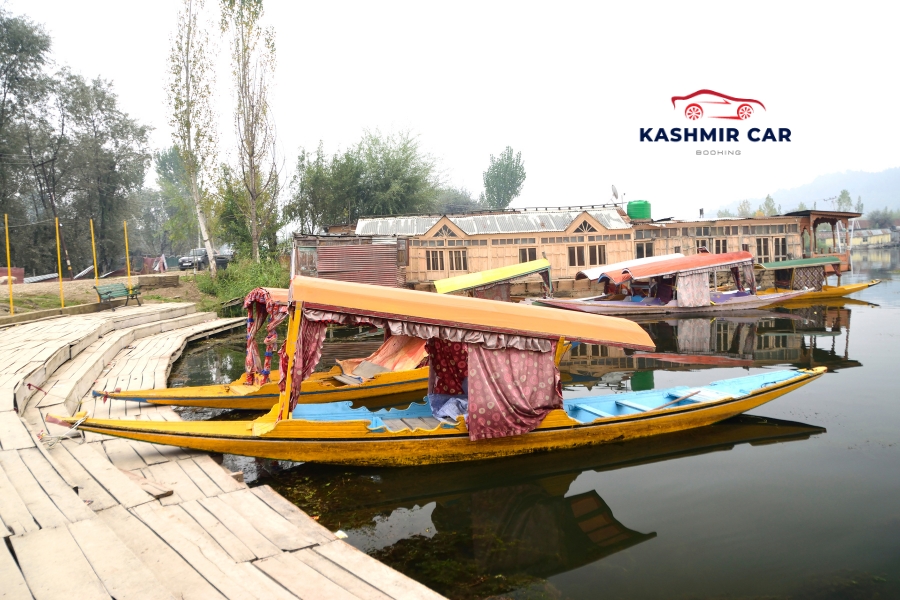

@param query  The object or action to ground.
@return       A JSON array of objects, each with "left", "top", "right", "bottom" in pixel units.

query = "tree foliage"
[
  {"left": 736, "top": 199, "right": 753, "bottom": 217},
  {"left": 480, "top": 146, "right": 525, "bottom": 209},
  {"left": 758, "top": 194, "right": 781, "bottom": 216},
  {"left": 834, "top": 189, "right": 853, "bottom": 212},
  {"left": 285, "top": 131, "right": 438, "bottom": 233},
  {"left": 716, "top": 208, "right": 735, "bottom": 218},
  {"left": 867, "top": 207, "right": 898, "bottom": 229}
]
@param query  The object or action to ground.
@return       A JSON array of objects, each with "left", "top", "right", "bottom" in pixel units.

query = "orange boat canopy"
[
  {"left": 290, "top": 276, "right": 654, "bottom": 351},
  {"left": 597, "top": 251, "right": 755, "bottom": 285}
]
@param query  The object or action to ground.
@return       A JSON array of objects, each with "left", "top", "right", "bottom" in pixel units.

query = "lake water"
[{"left": 171, "top": 248, "right": 900, "bottom": 599}]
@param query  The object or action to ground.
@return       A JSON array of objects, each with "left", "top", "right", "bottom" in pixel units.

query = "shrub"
[{"left": 195, "top": 258, "right": 290, "bottom": 302}]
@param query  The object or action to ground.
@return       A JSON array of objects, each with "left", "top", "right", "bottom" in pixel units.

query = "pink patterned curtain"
[
  {"left": 243, "top": 300, "right": 267, "bottom": 385},
  {"left": 261, "top": 308, "right": 288, "bottom": 384},
  {"left": 425, "top": 338, "right": 468, "bottom": 395},
  {"left": 286, "top": 317, "right": 328, "bottom": 415},
  {"left": 675, "top": 272, "right": 711, "bottom": 308},
  {"left": 466, "top": 342, "right": 562, "bottom": 441}
]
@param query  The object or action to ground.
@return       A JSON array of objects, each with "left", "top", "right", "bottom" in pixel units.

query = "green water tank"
[
  {"left": 627, "top": 200, "right": 652, "bottom": 220},
  {"left": 631, "top": 370, "right": 654, "bottom": 392}
]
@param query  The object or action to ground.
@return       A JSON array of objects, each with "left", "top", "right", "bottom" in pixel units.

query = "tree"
[
  {"left": 220, "top": 0, "right": 279, "bottom": 262},
  {"left": 155, "top": 147, "right": 198, "bottom": 254},
  {"left": 357, "top": 130, "right": 437, "bottom": 217},
  {"left": 855, "top": 195, "right": 864, "bottom": 214},
  {"left": 759, "top": 194, "right": 780, "bottom": 216},
  {"left": 433, "top": 186, "right": 482, "bottom": 214},
  {"left": 480, "top": 146, "right": 525, "bottom": 209},
  {"left": 736, "top": 199, "right": 753, "bottom": 217},
  {"left": 867, "top": 208, "right": 898, "bottom": 229},
  {"left": 168, "top": 0, "right": 218, "bottom": 275},
  {"left": 716, "top": 208, "right": 735, "bottom": 218},
  {"left": 835, "top": 189, "right": 853, "bottom": 212}
]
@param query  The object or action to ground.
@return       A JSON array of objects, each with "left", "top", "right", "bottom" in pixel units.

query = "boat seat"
[
  {"left": 615, "top": 399, "right": 652, "bottom": 412},
  {"left": 381, "top": 417, "right": 442, "bottom": 432},
  {"left": 667, "top": 388, "right": 731, "bottom": 402},
  {"left": 573, "top": 404, "right": 614, "bottom": 419}
]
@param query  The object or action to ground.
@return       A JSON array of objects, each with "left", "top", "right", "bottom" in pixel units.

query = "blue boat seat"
[
  {"left": 573, "top": 404, "right": 614, "bottom": 419},
  {"left": 615, "top": 399, "right": 652, "bottom": 412}
]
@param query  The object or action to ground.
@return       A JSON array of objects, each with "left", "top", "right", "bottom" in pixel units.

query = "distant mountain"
[{"left": 714, "top": 168, "right": 900, "bottom": 215}]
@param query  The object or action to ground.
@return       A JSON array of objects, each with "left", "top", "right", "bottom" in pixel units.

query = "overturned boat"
[{"left": 53, "top": 276, "right": 824, "bottom": 466}]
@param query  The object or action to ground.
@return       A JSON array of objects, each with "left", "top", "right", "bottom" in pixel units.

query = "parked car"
[{"left": 179, "top": 248, "right": 211, "bottom": 270}]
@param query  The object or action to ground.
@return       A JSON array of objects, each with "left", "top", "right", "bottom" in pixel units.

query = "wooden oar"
[{"left": 653, "top": 389, "right": 701, "bottom": 412}]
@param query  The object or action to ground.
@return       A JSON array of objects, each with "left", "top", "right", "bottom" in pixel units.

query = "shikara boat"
[
  {"left": 537, "top": 251, "right": 808, "bottom": 315},
  {"left": 95, "top": 286, "right": 430, "bottom": 409},
  {"left": 754, "top": 256, "right": 881, "bottom": 303},
  {"left": 434, "top": 257, "right": 553, "bottom": 300},
  {"left": 52, "top": 276, "right": 824, "bottom": 466}
]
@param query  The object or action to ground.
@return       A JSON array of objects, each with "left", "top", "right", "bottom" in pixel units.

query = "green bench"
[{"left": 94, "top": 283, "right": 142, "bottom": 307}]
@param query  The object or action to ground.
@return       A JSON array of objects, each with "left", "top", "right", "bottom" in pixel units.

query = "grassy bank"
[{"left": 196, "top": 258, "right": 290, "bottom": 315}]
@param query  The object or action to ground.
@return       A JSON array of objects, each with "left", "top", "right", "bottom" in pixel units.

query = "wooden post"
[
  {"left": 56, "top": 217, "right": 65, "bottom": 308},
  {"left": 124, "top": 220, "right": 132, "bottom": 293},
  {"left": 4, "top": 214, "right": 12, "bottom": 316},
  {"left": 279, "top": 306, "right": 299, "bottom": 422},
  {"left": 90, "top": 219, "right": 99, "bottom": 300}
]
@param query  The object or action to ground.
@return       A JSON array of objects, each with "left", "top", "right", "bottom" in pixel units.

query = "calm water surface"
[{"left": 172, "top": 248, "right": 900, "bottom": 599}]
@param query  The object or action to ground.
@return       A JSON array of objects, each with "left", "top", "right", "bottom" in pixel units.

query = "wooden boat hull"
[
  {"left": 535, "top": 290, "right": 808, "bottom": 316},
  {"left": 96, "top": 367, "right": 429, "bottom": 410},
  {"left": 757, "top": 280, "right": 882, "bottom": 303},
  {"left": 63, "top": 368, "right": 824, "bottom": 467}
]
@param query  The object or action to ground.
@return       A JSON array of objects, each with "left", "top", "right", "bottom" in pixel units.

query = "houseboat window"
[
  {"left": 777, "top": 224, "right": 785, "bottom": 233},
  {"left": 541, "top": 238, "right": 548, "bottom": 244},
  {"left": 774, "top": 238, "right": 788, "bottom": 261},
  {"left": 568, "top": 246, "right": 585, "bottom": 267},
  {"left": 575, "top": 220, "right": 597, "bottom": 232},
  {"left": 696, "top": 239, "right": 709, "bottom": 251},
  {"left": 702, "top": 226, "right": 711, "bottom": 236},
  {"left": 790, "top": 224, "right": 798, "bottom": 233},
  {"left": 682, "top": 228, "right": 689, "bottom": 236},
  {"left": 743, "top": 226, "right": 751, "bottom": 235},
  {"left": 449, "top": 250, "right": 468, "bottom": 271},
  {"left": 674, "top": 246, "right": 681, "bottom": 254},
  {"left": 636, "top": 242, "right": 653, "bottom": 259},
  {"left": 426, "top": 250, "right": 444, "bottom": 271},
  {"left": 756, "top": 238, "right": 771, "bottom": 263},
  {"left": 588, "top": 245, "right": 607, "bottom": 265},
  {"left": 715, "top": 239, "right": 728, "bottom": 254},
  {"left": 635, "top": 230, "right": 644, "bottom": 240},
  {"left": 492, "top": 239, "right": 499, "bottom": 245},
  {"left": 519, "top": 247, "right": 537, "bottom": 262}
]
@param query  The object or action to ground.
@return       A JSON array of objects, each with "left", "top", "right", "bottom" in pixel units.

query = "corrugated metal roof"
[
  {"left": 317, "top": 245, "right": 402, "bottom": 288},
  {"left": 354, "top": 209, "right": 629, "bottom": 236}
]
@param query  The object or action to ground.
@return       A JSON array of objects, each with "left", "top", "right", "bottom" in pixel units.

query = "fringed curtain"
[
  {"left": 261, "top": 308, "right": 288, "bottom": 384},
  {"left": 741, "top": 263, "right": 757, "bottom": 293},
  {"left": 466, "top": 342, "right": 562, "bottom": 441},
  {"left": 286, "top": 318, "right": 328, "bottom": 415},
  {"left": 675, "top": 272, "right": 711, "bottom": 307},
  {"left": 242, "top": 289, "right": 270, "bottom": 385}
]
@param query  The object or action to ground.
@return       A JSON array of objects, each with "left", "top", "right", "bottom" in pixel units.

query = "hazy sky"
[{"left": 10, "top": 0, "right": 900, "bottom": 218}]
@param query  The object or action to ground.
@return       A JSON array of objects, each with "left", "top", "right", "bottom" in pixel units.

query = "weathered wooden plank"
[
  {"left": 314, "top": 539, "right": 447, "bottom": 600},
  {"left": 233, "top": 563, "right": 299, "bottom": 600},
  {"left": 253, "top": 552, "right": 360, "bottom": 600},
  {"left": 62, "top": 440, "right": 154, "bottom": 508},
  {"left": 217, "top": 489, "right": 320, "bottom": 551},
  {"left": 101, "top": 439, "right": 147, "bottom": 471},
  {"left": 127, "top": 440, "right": 170, "bottom": 465},
  {"left": 180, "top": 500, "right": 257, "bottom": 563},
  {"left": 251, "top": 485, "right": 336, "bottom": 544},
  {"left": 18, "top": 447, "right": 95, "bottom": 523},
  {"left": 0, "top": 411, "right": 35, "bottom": 450},
  {"left": 45, "top": 443, "right": 118, "bottom": 512},
  {"left": 0, "top": 513, "right": 11, "bottom": 537},
  {"left": 176, "top": 455, "right": 224, "bottom": 497},
  {"left": 68, "top": 518, "right": 176, "bottom": 600},
  {"left": 11, "top": 525, "right": 111, "bottom": 600},
  {"left": 0, "top": 450, "right": 68, "bottom": 530},
  {"left": 197, "top": 495, "right": 281, "bottom": 559},
  {"left": 144, "top": 461, "right": 206, "bottom": 502},
  {"left": 99, "top": 506, "right": 227, "bottom": 600},
  {"left": 293, "top": 547, "right": 394, "bottom": 600},
  {"left": 130, "top": 503, "right": 263, "bottom": 600},
  {"left": 120, "top": 468, "right": 173, "bottom": 499},
  {"left": 0, "top": 538, "right": 32, "bottom": 600},
  {"left": 192, "top": 455, "right": 246, "bottom": 493}
]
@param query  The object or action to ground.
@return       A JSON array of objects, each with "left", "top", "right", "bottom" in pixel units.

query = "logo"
[
  {"left": 639, "top": 89, "right": 790, "bottom": 146},
  {"left": 671, "top": 89, "right": 766, "bottom": 121}
]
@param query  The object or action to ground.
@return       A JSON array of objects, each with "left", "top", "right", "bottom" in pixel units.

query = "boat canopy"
[
  {"left": 754, "top": 256, "right": 840, "bottom": 270},
  {"left": 290, "top": 276, "right": 653, "bottom": 350},
  {"left": 596, "top": 251, "right": 754, "bottom": 285},
  {"left": 575, "top": 253, "right": 685, "bottom": 281},
  {"left": 434, "top": 258, "right": 551, "bottom": 295}
]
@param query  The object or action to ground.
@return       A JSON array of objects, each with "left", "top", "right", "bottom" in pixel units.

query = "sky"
[{"left": 9, "top": 0, "right": 900, "bottom": 219}]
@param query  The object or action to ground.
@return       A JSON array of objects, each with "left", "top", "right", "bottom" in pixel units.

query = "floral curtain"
[
  {"left": 242, "top": 289, "right": 270, "bottom": 385},
  {"left": 466, "top": 342, "right": 562, "bottom": 441},
  {"left": 425, "top": 338, "right": 468, "bottom": 395},
  {"left": 286, "top": 317, "right": 329, "bottom": 415},
  {"left": 675, "top": 272, "right": 711, "bottom": 308},
  {"left": 261, "top": 308, "right": 288, "bottom": 384}
]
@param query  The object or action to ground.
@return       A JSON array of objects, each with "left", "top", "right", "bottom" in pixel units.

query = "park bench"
[{"left": 94, "top": 283, "right": 142, "bottom": 307}]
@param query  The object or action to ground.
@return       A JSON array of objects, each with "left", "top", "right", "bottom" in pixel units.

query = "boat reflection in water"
[
  {"left": 560, "top": 299, "right": 871, "bottom": 392},
  {"left": 258, "top": 414, "right": 825, "bottom": 599}
]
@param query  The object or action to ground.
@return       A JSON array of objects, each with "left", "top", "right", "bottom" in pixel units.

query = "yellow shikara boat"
[
  {"left": 53, "top": 276, "right": 826, "bottom": 466},
  {"left": 755, "top": 256, "right": 881, "bottom": 302}
]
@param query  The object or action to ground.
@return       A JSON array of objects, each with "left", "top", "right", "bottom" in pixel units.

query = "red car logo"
[{"left": 671, "top": 89, "right": 766, "bottom": 121}]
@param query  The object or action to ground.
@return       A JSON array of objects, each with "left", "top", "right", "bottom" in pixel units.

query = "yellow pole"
[
  {"left": 55, "top": 217, "right": 64, "bottom": 308},
  {"left": 4, "top": 214, "right": 12, "bottom": 316},
  {"left": 279, "top": 307, "right": 299, "bottom": 422},
  {"left": 123, "top": 220, "right": 132, "bottom": 293},
  {"left": 90, "top": 219, "right": 99, "bottom": 299}
]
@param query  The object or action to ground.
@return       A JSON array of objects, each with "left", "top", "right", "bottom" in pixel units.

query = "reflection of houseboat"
[{"left": 263, "top": 415, "right": 823, "bottom": 596}]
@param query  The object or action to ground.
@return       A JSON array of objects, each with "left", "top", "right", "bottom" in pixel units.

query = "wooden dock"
[{"left": 0, "top": 303, "right": 444, "bottom": 600}]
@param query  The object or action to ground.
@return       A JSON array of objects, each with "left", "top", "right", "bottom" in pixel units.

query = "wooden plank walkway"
[{"left": 0, "top": 304, "right": 445, "bottom": 599}]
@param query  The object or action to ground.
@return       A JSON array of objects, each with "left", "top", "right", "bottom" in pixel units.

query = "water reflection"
[
  {"left": 559, "top": 299, "right": 871, "bottom": 393},
  {"left": 258, "top": 415, "right": 824, "bottom": 599}
]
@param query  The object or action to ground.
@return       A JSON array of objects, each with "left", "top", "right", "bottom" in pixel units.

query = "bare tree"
[
  {"left": 168, "top": 0, "right": 218, "bottom": 275},
  {"left": 221, "top": 0, "right": 279, "bottom": 262}
]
